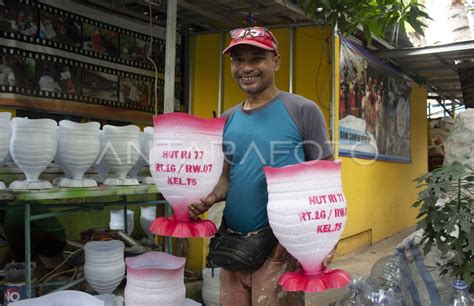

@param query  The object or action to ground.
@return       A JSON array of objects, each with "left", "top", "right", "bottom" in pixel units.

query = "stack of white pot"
[
  {"left": 84, "top": 240, "right": 125, "bottom": 294},
  {"left": 0, "top": 112, "right": 11, "bottom": 189},
  {"left": 109, "top": 209, "right": 134, "bottom": 235},
  {"left": 139, "top": 206, "right": 156, "bottom": 238},
  {"left": 9, "top": 118, "right": 58, "bottom": 189},
  {"left": 102, "top": 125, "right": 140, "bottom": 186},
  {"left": 125, "top": 252, "right": 186, "bottom": 306},
  {"left": 202, "top": 268, "right": 221, "bottom": 306},
  {"left": 55, "top": 120, "right": 100, "bottom": 187}
]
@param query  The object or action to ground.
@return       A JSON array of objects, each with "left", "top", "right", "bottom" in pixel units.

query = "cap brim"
[{"left": 223, "top": 39, "right": 275, "bottom": 54}]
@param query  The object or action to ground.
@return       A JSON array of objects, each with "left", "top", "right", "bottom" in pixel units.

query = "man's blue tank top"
[{"left": 223, "top": 97, "right": 305, "bottom": 233}]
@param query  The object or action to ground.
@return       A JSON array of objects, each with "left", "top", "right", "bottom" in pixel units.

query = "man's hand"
[
  {"left": 188, "top": 161, "right": 229, "bottom": 220},
  {"left": 188, "top": 193, "right": 218, "bottom": 220}
]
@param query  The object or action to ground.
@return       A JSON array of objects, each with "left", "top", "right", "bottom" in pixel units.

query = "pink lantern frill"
[
  {"left": 264, "top": 160, "right": 351, "bottom": 293},
  {"left": 125, "top": 251, "right": 186, "bottom": 306},
  {"left": 149, "top": 113, "right": 225, "bottom": 238},
  {"left": 148, "top": 215, "right": 217, "bottom": 238}
]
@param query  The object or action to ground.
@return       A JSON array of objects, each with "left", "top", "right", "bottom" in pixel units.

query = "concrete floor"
[{"left": 305, "top": 226, "right": 415, "bottom": 306}]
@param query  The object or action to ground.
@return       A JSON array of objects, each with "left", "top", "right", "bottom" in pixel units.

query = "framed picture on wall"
[
  {"left": 1, "top": 0, "right": 38, "bottom": 37},
  {"left": 83, "top": 23, "right": 119, "bottom": 57},
  {"left": 120, "top": 77, "right": 151, "bottom": 107},
  {"left": 39, "top": 10, "right": 81, "bottom": 48},
  {"left": 339, "top": 37, "right": 412, "bottom": 163},
  {"left": 0, "top": 1, "right": 182, "bottom": 115},
  {"left": 0, "top": 53, "right": 36, "bottom": 89},
  {"left": 82, "top": 69, "right": 118, "bottom": 101},
  {"left": 121, "top": 34, "right": 149, "bottom": 64},
  {"left": 36, "top": 59, "right": 80, "bottom": 95}
]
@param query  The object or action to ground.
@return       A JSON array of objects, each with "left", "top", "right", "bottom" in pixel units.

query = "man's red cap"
[{"left": 223, "top": 27, "right": 279, "bottom": 55}]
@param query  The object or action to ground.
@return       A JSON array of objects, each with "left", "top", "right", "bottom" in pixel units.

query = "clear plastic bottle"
[
  {"left": 362, "top": 275, "right": 401, "bottom": 306},
  {"left": 442, "top": 280, "right": 472, "bottom": 306},
  {"left": 381, "top": 253, "right": 410, "bottom": 306},
  {"left": 335, "top": 277, "right": 370, "bottom": 306},
  {"left": 335, "top": 281, "right": 360, "bottom": 306}
]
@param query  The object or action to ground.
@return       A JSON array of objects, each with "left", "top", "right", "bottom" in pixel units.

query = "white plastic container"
[
  {"left": 109, "top": 209, "right": 134, "bottom": 235},
  {"left": 140, "top": 206, "right": 156, "bottom": 238},
  {"left": 84, "top": 240, "right": 125, "bottom": 294},
  {"left": 9, "top": 118, "right": 57, "bottom": 189},
  {"left": 102, "top": 125, "right": 140, "bottom": 186},
  {"left": 202, "top": 268, "right": 221, "bottom": 306}
]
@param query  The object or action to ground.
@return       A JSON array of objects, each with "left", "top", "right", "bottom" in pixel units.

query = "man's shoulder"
[
  {"left": 221, "top": 103, "right": 241, "bottom": 119},
  {"left": 279, "top": 91, "right": 321, "bottom": 112}
]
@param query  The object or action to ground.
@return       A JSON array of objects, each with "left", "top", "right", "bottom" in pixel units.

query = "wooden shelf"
[
  {"left": 0, "top": 95, "right": 154, "bottom": 124},
  {"left": 8, "top": 184, "right": 159, "bottom": 202}
]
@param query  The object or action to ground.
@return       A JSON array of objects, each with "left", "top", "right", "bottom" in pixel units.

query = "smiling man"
[{"left": 189, "top": 26, "right": 334, "bottom": 305}]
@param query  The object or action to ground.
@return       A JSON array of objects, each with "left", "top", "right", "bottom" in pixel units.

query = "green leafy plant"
[
  {"left": 300, "top": 0, "right": 431, "bottom": 43},
  {"left": 413, "top": 161, "right": 474, "bottom": 285}
]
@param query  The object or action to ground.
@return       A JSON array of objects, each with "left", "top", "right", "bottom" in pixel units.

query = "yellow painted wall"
[
  {"left": 271, "top": 28, "right": 290, "bottom": 93},
  {"left": 191, "top": 33, "right": 221, "bottom": 118},
  {"left": 222, "top": 33, "right": 245, "bottom": 111},
  {"left": 190, "top": 26, "right": 428, "bottom": 270},
  {"left": 0, "top": 109, "right": 15, "bottom": 117},
  {"left": 294, "top": 26, "right": 333, "bottom": 124}
]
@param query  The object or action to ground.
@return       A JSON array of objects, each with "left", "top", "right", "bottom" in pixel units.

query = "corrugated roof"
[
  {"left": 374, "top": 40, "right": 474, "bottom": 106},
  {"left": 76, "top": 0, "right": 311, "bottom": 32}
]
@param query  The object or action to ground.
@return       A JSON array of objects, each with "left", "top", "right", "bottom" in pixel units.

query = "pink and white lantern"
[
  {"left": 149, "top": 113, "right": 225, "bottom": 238},
  {"left": 264, "top": 160, "right": 351, "bottom": 292}
]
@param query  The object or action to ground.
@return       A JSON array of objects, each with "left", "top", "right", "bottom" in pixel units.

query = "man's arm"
[
  {"left": 280, "top": 93, "right": 334, "bottom": 160},
  {"left": 188, "top": 161, "right": 230, "bottom": 220}
]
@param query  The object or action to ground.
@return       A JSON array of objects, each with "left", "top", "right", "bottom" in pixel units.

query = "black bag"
[{"left": 207, "top": 220, "right": 278, "bottom": 272}]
